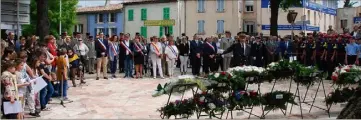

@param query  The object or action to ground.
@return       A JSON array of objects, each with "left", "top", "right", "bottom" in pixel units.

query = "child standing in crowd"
[
  {"left": 1, "top": 61, "right": 20, "bottom": 119},
  {"left": 15, "top": 58, "right": 32, "bottom": 119},
  {"left": 68, "top": 49, "right": 80, "bottom": 87},
  {"left": 164, "top": 40, "right": 179, "bottom": 77},
  {"left": 36, "top": 56, "right": 54, "bottom": 110},
  {"left": 55, "top": 48, "right": 69, "bottom": 100}
]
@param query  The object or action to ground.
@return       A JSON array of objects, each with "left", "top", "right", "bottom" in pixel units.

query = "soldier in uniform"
[
  {"left": 250, "top": 36, "right": 266, "bottom": 67},
  {"left": 315, "top": 33, "right": 326, "bottom": 71},
  {"left": 324, "top": 34, "right": 337, "bottom": 80},
  {"left": 304, "top": 35, "right": 316, "bottom": 66},
  {"left": 336, "top": 34, "right": 347, "bottom": 66}
]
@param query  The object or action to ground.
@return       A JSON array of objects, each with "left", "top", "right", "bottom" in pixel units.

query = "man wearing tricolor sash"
[
  {"left": 95, "top": 32, "right": 109, "bottom": 80},
  {"left": 109, "top": 35, "right": 120, "bottom": 78},
  {"left": 202, "top": 37, "right": 217, "bottom": 76},
  {"left": 150, "top": 36, "right": 164, "bottom": 79},
  {"left": 120, "top": 33, "right": 134, "bottom": 78}
]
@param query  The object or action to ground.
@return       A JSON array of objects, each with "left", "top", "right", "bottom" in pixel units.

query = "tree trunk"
[
  {"left": 270, "top": 0, "right": 280, "bottom": 36},
  {"left": 36, "top": 0, "right": 49, "bottom": 42},
  {"left": 344, "top": 0, "right": 351, "bottom": 8},
  {"left": 337, "top": 87, "right": 361, "bottom": 119}
]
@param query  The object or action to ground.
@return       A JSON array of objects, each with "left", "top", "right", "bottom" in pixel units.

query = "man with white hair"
[
  {"left": 161, "top": 35, "right": 169, "bottom": 76},
  {"left": 221, "top": 31, "right": 234, "bottom": 70}
]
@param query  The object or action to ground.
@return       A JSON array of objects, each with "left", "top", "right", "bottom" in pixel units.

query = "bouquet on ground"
[
  {"left": 331, "top": 65, "right": 361, "bottom": 86},
  {"left": 152, "top": 75, "right": 208, "bottom": 97},
  {"left": 294, "top": 66, "right": 319, "bottom": 86},
  {"left": 194, "top": 91, "right": 227, "bottom": 116},
  {"left": 325, "top": 87, "right": 358, "bottom": 105},
  {"left": 228, "top": 66, "right": 267, "bottom": 83},
  {"left": 158, "top": 98, "right": 197, "bottom": 119},
  {"left": 228, "top": 90, "right": 262, "bottom": 110},
  {"left": 266, "top": 60, "right": 299, "bottom": 79},
  {"left": 261, "top": 91, "right": 297, "bottom": 111}
]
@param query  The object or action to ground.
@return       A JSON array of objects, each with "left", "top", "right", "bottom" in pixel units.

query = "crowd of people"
[{"left": 1, "top": 24, "right": 361, "bottom": 119}]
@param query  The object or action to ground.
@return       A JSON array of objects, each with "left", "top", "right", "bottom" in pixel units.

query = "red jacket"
[{"left": 48, "top": 43, "right": 58, "bottom": 66}]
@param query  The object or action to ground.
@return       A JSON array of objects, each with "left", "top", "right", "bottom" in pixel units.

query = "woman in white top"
[
  {"left": 73, "top": 38, "right": 89, "bottom": 76},
  {"left": 150, "top": 36, "right": 164, "bottom": 79},
  {"left": 165, "top": 40, "right": 179, "bottom": 77}
]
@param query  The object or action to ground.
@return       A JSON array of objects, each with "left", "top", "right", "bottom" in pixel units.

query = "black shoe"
[
  {"left": 89, "top": 72, "right": 94, "bottom": 74},
  {"left": 96, "top": 77, "right": 99, "bottom": 80},
  {"left": 29, "top": 112, "right": 41, "bottom": 117},
  {"left": 130, "top": 76, "right": 134, "bottom": 78},
  {"left": 123, "top": 76, "right": 128, "bottom": 78},
  {"left": 104, "top": 77, "right": 108, "bottom": 79}
]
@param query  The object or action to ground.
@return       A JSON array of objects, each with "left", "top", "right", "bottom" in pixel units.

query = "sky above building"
[{"left": 77, "top": 0, "right": 360, "bottom": 8}]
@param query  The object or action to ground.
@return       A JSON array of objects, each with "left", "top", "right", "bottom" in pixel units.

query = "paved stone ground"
[{"left": 28, "top": 69, "right": 344, "bottom": 119}]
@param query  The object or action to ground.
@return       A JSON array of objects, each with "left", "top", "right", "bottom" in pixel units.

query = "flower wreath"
[
  {"left": 266, "top": 60, "right": 299, "bottom": 79},
  {"left": 228, "top": 66, "right": 267, "bottom": 84},
  {"left": 294, "top": 66, "right": 319, "bottom": 86},
  {"left": 228, "top": 90, "right": 262, "bottom": 110},
  {"left": 325, "top": 87, "right": 358, "bottom": 105},
  {"left": 261, "top": 91, "right": 297, "bottom": 111},
  {"left": 194, "top": 92, "right": 227, "bottom": 115},
  {"left": 158, "top": 98, "right": 197, "bottom": 119},
  {"left": 331, "top": 65, "right": 361, "bottom": 85}
]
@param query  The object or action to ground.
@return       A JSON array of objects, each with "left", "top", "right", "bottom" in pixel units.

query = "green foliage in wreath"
[
  {"left": 158, "top": 98, "right": 197, "bottom": 119},
  {"left": 325, "top": 87, "right": 358, "bottom": 105},
  {"left": 335, "top": 69, "right": 361, "bottom": 86},
  {"left": 207, "top": 72, "right": 234, "bottom": 93},
  {"left": 294, "top": 66, "right": 319, "bottom": 86},
  {"left": 228, "top": 90, "right": 262, "bottom": 110},
  {"left": 267, "top": 61, "right": 299, "bottom": 79},
  {"left": 262, "top": 91, "right": 297, "bottom": 111}
]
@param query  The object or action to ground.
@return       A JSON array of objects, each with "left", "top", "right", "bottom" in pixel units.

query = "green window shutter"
[
  {"left": 163, "top": 7, "right": 170, "bottom": 20},
  {"left": 141, "top": 26, "right": 147, "bottom": 38},
  {"left": 128, "top": 9, "right": 134, "bottom": 21},
  {"left": 141, "top": 8, "right": 147, "bottom": 21},
  {"left": 168, "top": 26, "right": 173, "bottom": 35},
  {"left": 159, "top": 27, "right": 164, "bottom": 37}
]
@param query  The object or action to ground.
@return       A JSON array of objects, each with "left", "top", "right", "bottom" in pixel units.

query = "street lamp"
[{"left": 287, "top": 10, "right": 297, "bottom": 61}]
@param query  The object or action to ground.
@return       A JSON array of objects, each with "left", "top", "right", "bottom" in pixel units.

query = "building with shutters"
[
  {"left": 336, "top": 6, "right": 361, "bottom": 33},
  {"left": 240, "top": 0, "right": 337, "bottom": 36},
  {"left": 184, "top": 0, "right": 240, "bottom": 37},
  {"left": 76, "top": 4, "right": 124, "bottom": 37},
  {"left": 123, "top": 0, "right": 183, "bottom": 40}
]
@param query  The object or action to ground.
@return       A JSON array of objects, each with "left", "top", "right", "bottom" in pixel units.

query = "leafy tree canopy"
[{"left": 22, "top": 0, "right": 78, "bottom": 38}]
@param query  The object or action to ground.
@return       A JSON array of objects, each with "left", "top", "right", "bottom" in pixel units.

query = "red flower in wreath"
[
  {"left": 249, "top": 91, "right": 258, "bottom": 97},
  {"left": 331, "top": 75, "right": 338, "bottom": 82},
  {"left": 345, "top": 69, "right": 350, "bottom": 72},
  {"left": 202, "top": 91, "right": 207, "bottom": 95},
  {"left": 228, "top": 75, "right": 232, "bottom": 79},
  {"left": 221, "top": 71, "right": 226, "bottom": 76},
  {"left": 349, "top": 65, "right": 353, "bottom": 68},
  {"left": 182, "top": 99, "right": 188, "bottom": 104},
  {"left": 199, "top": 101, "right": 205, "bottom": 105},
  {"left": 239, "top": 91, "right": 246, "bottom": 95}
]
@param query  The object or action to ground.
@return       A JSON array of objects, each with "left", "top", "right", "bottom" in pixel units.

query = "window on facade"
[
  {"left": 109, "top": 13, "right": 116, "bottom": 22},
  {"left": 340, "top": 20, "right": 347, "bottom": 29},
  {"left": 244, "top": 21, "right": 255, "bottom": 34},
  {"left": 98, "top": 14, "right": 103, "bottom": 23},
  {"left": 216, "top": 0, "right": 224, "bottom": 12},
  {"left": 307, "top": 10, "right": 310, "bottom": 21},
  {"left": 198, "top": 20, "right": 205, "bottom": 34},
  {"left": 109, "top": 28, "right": 117, "bottom": 36},
  {"left": 141, "top": 8, "right": 147, "bottom": 20},
  {"left": 96, "top": 28, "right": 105, "bottom": 35},
  {"left": 128, "top": 9, "right": 134, "bottom": 21},
  {"left": 197, "top": 0, "right": 205, "bottom": 13},
  {"left": 163, "top": 7, "right": 170, "bottom": 20},
  {"left": 74, "top": 24, "right": 83, "bottom": 34},
  {"left": 245, "top": 1, "right": 254, "bottom": 12},
  {"left": 217, "top": 20, "right": 224, "bottom": 34},
  {"left": 141, "top": 26, "right": 147, "bottom": 38}
]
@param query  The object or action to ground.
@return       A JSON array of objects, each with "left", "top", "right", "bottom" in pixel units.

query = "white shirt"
[
  {"left": 243, "top": 43, "right": 246, "bottom": 55},
  {"left": 150, "top": 42, "right": 163, "bottom": 56},
  {"left": 74, "top": 43, "right": 89, "bottom": 56},
  {"left": 124, "top": 40, "right": 130, "bottom": 55},
  {"left": 165, "top": 45, "right": 179, "bottom": 61}
]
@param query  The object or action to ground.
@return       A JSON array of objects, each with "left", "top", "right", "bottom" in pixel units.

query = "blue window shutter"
[
  {"left": 221, "top": 20, "right": 224, "bottom": 33},
  {"left": 197, "top": 0, "right": 201, "bottom": 12},
  {"left": 197, "top": 20, "right": 201, "bottom": 33},
  {"left": 217, "top": 20, "right": 220, "bottom": 33},
  {"left": 217, "top": 0, "right": 220, "bottom": 12},
  {"left": 114, "top": 13, "right": 117, "bottom": 22},
  {"left": 201, "top": 0, "right": 205, "bottom": 12},
  {"left": 220, "top": 0, "right": 224, "bottom": 12},
  {"left": 201, "top": 20, "right": 205, "bottom": 33}
]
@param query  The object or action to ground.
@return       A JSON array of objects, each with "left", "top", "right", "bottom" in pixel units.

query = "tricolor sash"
[
  {"left": 151, "top": 42, "right": 160, "bottom": 55},
  {"left": 110, "top": 42, "right": 118, "bottom": 56},
  {"left": 120, "top": 41, "right": 133, "bottom": 55},
  {"left": 206, "top": 42, "right": 215, "bottom": 52},
  {"left": 134, "top": 43, "right": 144, "bottom": 55},
  {"left": 97, "top": 39, "right": 107, "bottom": 51},
  {"left": 168, "top": 45, "right": 177, "bottom": 57}
]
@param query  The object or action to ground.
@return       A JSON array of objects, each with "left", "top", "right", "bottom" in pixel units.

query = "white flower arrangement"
[
  {"left": 227, "top": 66, "right": 266, "bottom": 74},
  {"left": 331, "top": 65, "right": 361, "bottom": 81}
]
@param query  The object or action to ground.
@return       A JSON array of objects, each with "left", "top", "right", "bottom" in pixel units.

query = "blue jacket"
[{"left": 190, "top": 40, "right": 203, "bottom": 57}]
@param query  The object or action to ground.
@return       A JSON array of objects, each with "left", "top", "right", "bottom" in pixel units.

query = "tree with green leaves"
[
  {"left": 344, "top": 0, "right": 358, "bottom": 8},
  {"left": 270, "top": 0, "right": 302, "bottom": 36},
  {"left": 22, "top": 0, "right": 78, "bottom": 41}
]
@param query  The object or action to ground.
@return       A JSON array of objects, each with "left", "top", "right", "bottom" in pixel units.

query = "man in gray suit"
[
  {"left": 86, "top": 36, "right": 96, "bottom": 74},
  {"left": 220, "top": 31, "right": 234, "bottom": 70}
]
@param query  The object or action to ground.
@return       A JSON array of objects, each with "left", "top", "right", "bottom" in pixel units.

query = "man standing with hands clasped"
[
  {"left": 95, "top": 32, "right": 109, "bottom": 80},
  {"left": 190, "top": 34, "right": 202, "bottom": 76}
]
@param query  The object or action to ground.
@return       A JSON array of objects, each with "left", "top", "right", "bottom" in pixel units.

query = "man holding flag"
[
  {"left": 95, "top": 32, "right": 109, "bottom": 80},
  {"left": 120, "top": 33, "right": 134, "bottom": 78}
]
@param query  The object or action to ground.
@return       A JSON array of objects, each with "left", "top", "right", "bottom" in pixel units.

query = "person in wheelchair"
[{"left": 67, "top": 49, "right": 85, "bottom": 87}]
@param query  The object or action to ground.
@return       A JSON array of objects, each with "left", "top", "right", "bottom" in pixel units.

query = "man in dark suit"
[
  {"left": 190, "top": 34, "right": 202, "bottom": 76},
  {"left": 6, "top": 32, "right": 16, "bottom": 48},
  {"left": 250, "top": 36, "right": 266, "bottom": 67},
  {"left": 202, "top": 37, "right": 217, "bottom": 76},
  {"left": 118, "top": 32, "right": 125, "bottom": 73},
  {"left": 95, "top": 32, "right": 109, "bottom": 80},
  {"left": 120, "top": 33, "right": 134, "bottom": 78}
]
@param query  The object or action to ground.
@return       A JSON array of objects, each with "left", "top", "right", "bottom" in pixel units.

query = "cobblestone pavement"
[{"left": 30, "top": 70, "right": 344, "bottom": 119}]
